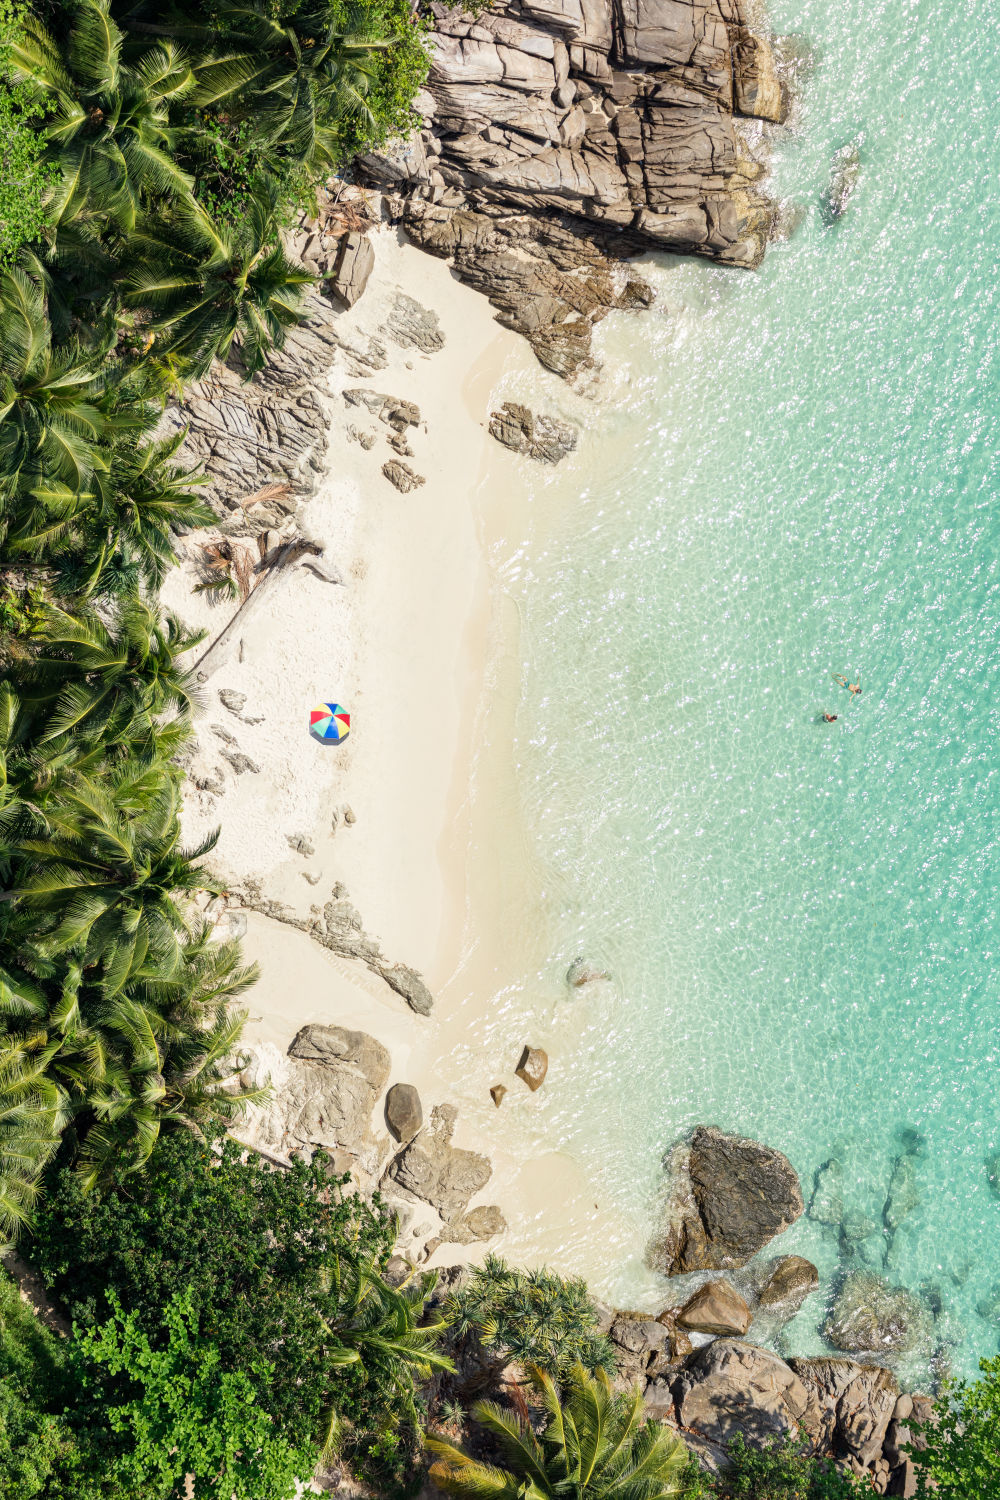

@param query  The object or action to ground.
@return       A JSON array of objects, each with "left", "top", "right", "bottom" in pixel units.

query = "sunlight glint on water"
[{"left": 494, "top": 0, "right": 1000, "bottom": 1380}]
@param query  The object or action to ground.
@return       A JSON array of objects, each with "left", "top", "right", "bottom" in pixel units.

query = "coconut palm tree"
[
  {"left": 0, "top": 267, "right": 112, "bottom": 494},
  {"left": 174, "top": 0, "right": 397, "bottom": 173},
  {"left": 8, "top": 0, "right": 197, "bottom": 235},
  {"left": 125, "top": 184, "right": 311, "bottom": 376},
  {"left": 0, "top": 1041, "right": 67, "bottom": 1243},
  {"left": 427, "top": 1362, "right": 690, "bottom": 1500}
]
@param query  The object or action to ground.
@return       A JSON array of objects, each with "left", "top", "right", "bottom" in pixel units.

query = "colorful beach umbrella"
[{"left": 310, "top": 703, "right": 350, "bottom": 743}]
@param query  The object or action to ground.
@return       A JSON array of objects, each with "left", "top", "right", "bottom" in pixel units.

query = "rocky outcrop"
[
  {"left": 359, "top": 0, "right": 788, "bottom": 377},
  {"left": 791, "top": 1358, "right": 899, "bottom": 1467},
  {"left": 650, "top": 1126, "right": 803, "bottom": 1274},
  {"left": 235, "top": 883, "right": 435, "bottom": 1015},
  {"left": 669, "top": 1340, "right": 819, "bottom": 1452},
  {"left": 329, "top": 231, "right": 375, "bottom": 307},
  {"left": 387, "top": 1103, "right": 493, "bottom": 1221},
  {"left": 824, "top": 1272, "right": 931, "bottom": 1357},
  {"left": 489, "top": 401, "right": 579, "bottom": 463}
]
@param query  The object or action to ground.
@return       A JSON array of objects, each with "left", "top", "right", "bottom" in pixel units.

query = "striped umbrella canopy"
[{"left": 310, "top": 703, "right": 350, "bottom": 743}]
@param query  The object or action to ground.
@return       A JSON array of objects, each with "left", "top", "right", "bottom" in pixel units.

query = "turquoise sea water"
[{"left": 499, "top": 0, "right": 1000, "bottom": 1380}]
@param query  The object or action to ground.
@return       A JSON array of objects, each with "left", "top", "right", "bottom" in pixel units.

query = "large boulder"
[
  {"left": 671, "top": 1340, "right": 820, "bottom": 1449},
  {"left": 385, "top": 1083, "right": 423, "bottom": 1142},
  {"left": 791, "top": 1357, "right": 899, "bottom": 1464},
  {"left": 515, "top": 1045, "right": 549, "bottom": 1091},
  {"left": 288, "top": 1024, "right": 390, "bottom": 1091},
  {"left": 677, "top": 1280, "right": 752, "bottom": 1336},
  {"left": 757, "top": 1255, "right": 819, "bottom": 1313},
  {"left": 327, "top": 231, "right": 375, "bottom": 308},
  {"left": 651, "top": 1127, "right": 804, "bottom": 1274},
  {"left": 824, "top": 1272, "right": 930, "bottom": 1356}
]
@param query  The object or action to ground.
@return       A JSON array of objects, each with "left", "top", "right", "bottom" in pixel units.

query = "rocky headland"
[{"left": 358, "top": 0, "right": 789, "bottom": 376}]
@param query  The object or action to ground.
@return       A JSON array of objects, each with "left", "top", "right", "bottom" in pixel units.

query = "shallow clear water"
[{"left": 498, "top": 0, "right": 1000, "bottom": 1380}]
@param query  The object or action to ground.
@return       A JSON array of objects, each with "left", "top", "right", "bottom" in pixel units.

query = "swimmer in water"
[
  {"left": 833, "top": 674, "right": 862, "bottom": 695},
  {"left": 823, "top": 713, "right": 838, "bottom": 722}
]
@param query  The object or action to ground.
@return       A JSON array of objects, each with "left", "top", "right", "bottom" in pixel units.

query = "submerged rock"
[
  {"left": 824, "top": 1271, "right": 930, "bottom": 1356},
  {"left": 565, "top": 956, "right": 612, "bottom": 988},
  {"left": 824, "top": 139, "right": 862, "bottom": 221},
  {"left": 808, "top": 1156, "right": 844, "bottom": 1225},
  {"left": 884, "top": 1155, "right": 921, "bottom": 1234},
  {"left": 651, "top": 1126, "right": 803, "bottom": 1275},
  {"left": 986, "top": 1151, "right": 1000, "bottom": 1197},
  {"left": 757, "top": 1255, "right": 819, "bottom": 1313}
]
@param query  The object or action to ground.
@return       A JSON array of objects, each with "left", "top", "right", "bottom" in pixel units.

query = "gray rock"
[
  {"left": 651, "top": 1126, "right": 803, "bottom": 1275},
  {"left": 732, "top": 30, "right": 787, "bottom": 123},
  {"left": 757, "top": 1255, "right": 820, "bottom": 1312},
  {"left": 565, "top": 956, "right": 611, "bottom": 987},
  {"left": 824, "top": 1272, "right": 930, "bottom": 1356},
  {"left": 379, "top": 961, "right": 434, "bottom": 1017},
  {"left": 343, "top": 388, "right": 421, "bottom": 430},
  {"left": 385, "top": 291, "right": 446, "bottom": 353},
  {"left": 328, "top": 231, "right": 375, "bottom": 308},
  {"left": 220, "top": 748, "right": 260, "bottom": 775},
  {"left": 677, "top": 1280, "right": 752, "bottom": 1336},
  {"left": 440, "top": 1204, "right": 507, "bottom": 1244},
  {"left": 218, "top": 689, "right": 247, "bottom": 714},
  {"left": 387, "top": 1106, "right": 492, "bottom": 1218},
  {"left": 515, "top": 1045, "right": 548, "bottom": 1091},
  {"left": 672, "top": 1340, "right": 819, "bottom": 1450},
  {"left": 382, "top": 460, "right": 426, "bottom": 493},
  {"left": 286, "top": 833, "right": 315, "bottom": 857},
  {"left": 825, "top": 141, "right": 862, "bottom": 221},
  {"left": 791, "top": 1357, "right": 899, "bottom": 1461},
  {"left": 385, "top": 1082, "right": 423, "bottom": 1142},
  {"left": 288, "top": 1024, "right": 391, "bottom": 1093},
  {"left": 489, "top": 401, "right": 578, "bottom": 464}
]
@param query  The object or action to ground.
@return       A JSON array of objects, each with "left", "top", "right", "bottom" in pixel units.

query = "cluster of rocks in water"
[{"left": 357, "top": 0, "right": 791, "bottom": 378}]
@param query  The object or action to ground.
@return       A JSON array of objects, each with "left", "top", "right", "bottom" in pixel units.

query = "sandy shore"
[{"left": 163, "top": 229, "right": 650, "bottom": 1286}]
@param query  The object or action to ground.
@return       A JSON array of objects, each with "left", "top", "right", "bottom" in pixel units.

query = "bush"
[
  {"left": 682, "top": 1437, "right": 869, "bottom": 1499},
  {"left": 445, "top": 1252, "right": 616, "bottom": 1378},
  {"left": 907, "top": 1357, "right": 1000, "bottom": 1498}
]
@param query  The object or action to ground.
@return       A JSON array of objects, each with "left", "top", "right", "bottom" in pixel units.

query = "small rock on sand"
[
  {"left": 382, "top": 460, "right": 425, "bottom": 493},
  {"left": 490, "top": 1084, "right": 507, "bottom": 1108}
]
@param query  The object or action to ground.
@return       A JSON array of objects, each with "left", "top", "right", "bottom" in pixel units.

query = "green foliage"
[
  {"left": 0, "top": 77, "right": 53, "bottom": 270},
  {"left": 0, "top": 1271, "right": 72, "bottom": 1497},
  {"left": 682, "top": 1437, "right": 869, "bottom": 1499},
  {"left": 0, "top": 581, "right": 45, "bottom": 640},
  {"left": 446, "top": 1251, "right": 617, "bottom": 1378},
  {"left": 30, "top": 1128, "right": 452, "bottom": 1463},
  {"left": 427, "top": 1360, "right": 690, "bottom": 1500},
  {"left": 64, "top": 1288, "right": 310, "bottom": 1499},
  {"left": 907, "top": 1357, "right": 1000, "bottom": 1498}
]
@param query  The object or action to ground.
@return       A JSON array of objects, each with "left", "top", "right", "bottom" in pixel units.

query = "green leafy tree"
[
  {"left": 427, "top": 1361, "right": 689, "bottom": 1500},
  {"left": 30, "top": 1129, "right": 452, "bottom": 1464},
  {"left": 0, "top": 1271, "right": 73, "bottom": 1497},
  {"left": 907, "top": 1357, "right": 1000, "bottom": 1498},
  {"left": 65, "top": 1287, "right": 311, "bottom": 1499},
  {"left": 446, "top": 1251, "right": 616, "bottom": 1379}
]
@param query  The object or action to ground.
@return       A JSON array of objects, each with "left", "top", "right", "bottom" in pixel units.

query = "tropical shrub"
[
  {"left": 681, "top": 1436, "right": 869, "bottom": 1498},
  {"left": 427, "top": 1360, "right": 690, "bottom": 1500},
  {"left": 29, "top": 1129, "right": 452, "bottom": 1471},
  {"left": 446, "top": 1251, "right": 616, "bottom": 1378},
  {"left": 907, "top": 1357, "right": 1000, "bottom": 1498}
]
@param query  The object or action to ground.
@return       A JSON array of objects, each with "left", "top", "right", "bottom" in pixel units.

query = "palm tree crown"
[{"left": 427, "top": 1362, "right": 690, "bottom": 1500}]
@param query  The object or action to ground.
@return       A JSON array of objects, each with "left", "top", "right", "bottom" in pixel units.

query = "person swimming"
[
  {"left": 833, "top": 674, "right": 862, "bottom": 695},
  {"left": 823, "top": 713, "right": 838, "bottom": 722}
]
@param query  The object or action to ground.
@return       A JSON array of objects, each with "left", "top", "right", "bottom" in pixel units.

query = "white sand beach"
[{"left": 162, "top": 229, "right": 645, "bottom": 1284}]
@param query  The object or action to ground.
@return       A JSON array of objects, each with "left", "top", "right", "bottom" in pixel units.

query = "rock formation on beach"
[{"left": 359, "top": 0, "right": 789, "bottom": 375}]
